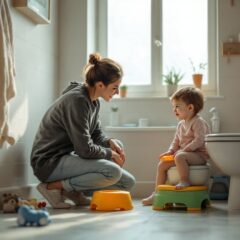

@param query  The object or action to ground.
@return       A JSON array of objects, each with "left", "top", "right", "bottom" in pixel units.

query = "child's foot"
[
  {"left": 175, "top": 181, "right": 190, "bottom": 190},
  {"left": 37, "top": 183, "right": 72, "bottom": 209},
  {"left": 62, "top": 190, "right": 91, "bottom": 206},
  {"left": 142, "top": 192, "right": 155, "bottom": 206}
]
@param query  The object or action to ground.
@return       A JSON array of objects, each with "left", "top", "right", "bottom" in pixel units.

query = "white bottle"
[
  {"left": 110, "top": 112, "right": 119, "bottom": 126},
  {"left": 209, "top": 107, "right": 220, "bottom": 133}
]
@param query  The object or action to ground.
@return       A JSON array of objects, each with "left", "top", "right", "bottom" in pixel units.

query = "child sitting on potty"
[{"left": 142, "top": 87, "right": 210, "bottom": 206}]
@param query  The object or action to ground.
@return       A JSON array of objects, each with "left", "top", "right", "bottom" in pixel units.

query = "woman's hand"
[
  {"left": 111, "top": 150, "right": 125, "bottom": 167},
  {"left": 109, "top": 139, "right": 126, "bottom": 163}
]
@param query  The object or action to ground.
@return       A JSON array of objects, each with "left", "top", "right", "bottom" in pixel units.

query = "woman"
[{"left": 31, "top": 53, "right": 135, "bottom": 209}]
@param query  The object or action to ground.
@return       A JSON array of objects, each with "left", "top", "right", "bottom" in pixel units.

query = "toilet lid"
[{"left": 205, "top": 133, "right": 240, "bottom": 142}]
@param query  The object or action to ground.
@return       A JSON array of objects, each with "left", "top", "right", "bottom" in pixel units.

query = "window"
[{"left": 97, "top": 0, "right": 217, "bottom": 96}]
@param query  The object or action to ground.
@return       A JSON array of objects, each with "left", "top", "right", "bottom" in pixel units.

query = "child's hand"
[
  {"left": 160, "top": 155, "right": 174, "bottom": 161},
  {"left": 159, "top": 151, "right": 174, "bottom": 161},
  {"left": 159, "top": 152, "right": 173, "bottom": 160}
]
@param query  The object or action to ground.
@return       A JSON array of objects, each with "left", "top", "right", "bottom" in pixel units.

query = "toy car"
[{"left": 17, "top": 205, "right": 51, "bottom": 226}]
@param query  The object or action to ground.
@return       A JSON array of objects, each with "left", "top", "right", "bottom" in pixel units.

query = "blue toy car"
[{"left": 17, "top": 205, "right": 51, "bottom": 226}]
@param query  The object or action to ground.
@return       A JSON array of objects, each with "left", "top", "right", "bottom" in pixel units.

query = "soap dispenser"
[{"left": 209, "top": 107, "right": 220, "bottom": 133}]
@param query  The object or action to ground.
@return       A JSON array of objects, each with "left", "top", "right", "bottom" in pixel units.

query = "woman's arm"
[
  {"left": 63, "top": 97, "right": 112, "bottom": 160},
  {"left": 91, "top": 119, "right": 110, "bottom": 147}
]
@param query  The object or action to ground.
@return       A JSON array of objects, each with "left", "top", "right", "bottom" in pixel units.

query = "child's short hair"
[{"left": 170, "top": 87, "right": 204, "bottom": 115}]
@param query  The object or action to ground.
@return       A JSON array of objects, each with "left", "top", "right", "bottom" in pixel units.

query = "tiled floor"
[{"left": 1, "top": 200, "right": 240, "bottom": 240}]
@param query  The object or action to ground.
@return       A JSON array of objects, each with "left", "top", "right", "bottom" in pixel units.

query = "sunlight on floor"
[
  {"left": 1, "top": 200, "right": 240, "bottom": 240},
  {"left": 2, "top": 206, "right": 144, "bottom": 239}
]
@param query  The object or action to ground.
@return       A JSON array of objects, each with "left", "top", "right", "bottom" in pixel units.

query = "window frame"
[{"left": 96, "top": 0, "right": 217, "bottom": 97}]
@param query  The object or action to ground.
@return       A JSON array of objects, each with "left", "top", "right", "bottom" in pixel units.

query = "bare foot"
[{"left": 142, "top": 192, "right": 155, "bottom": 206}]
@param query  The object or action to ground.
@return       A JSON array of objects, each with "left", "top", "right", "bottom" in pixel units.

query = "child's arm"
[
  {"left": 168, "top": 124, "right": 181, "bottom": 153},
  {"left": 158, "top": 123, "right": 181, "bottom": 160}
]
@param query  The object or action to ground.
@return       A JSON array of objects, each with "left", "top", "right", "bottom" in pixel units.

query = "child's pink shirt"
[{"left": 168, "top": 115, "right": 211, "bottom": 160}]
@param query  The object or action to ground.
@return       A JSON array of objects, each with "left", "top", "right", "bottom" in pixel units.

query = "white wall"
[
  {"left": 0, "top": 0, "right": 59, "bottom": 200},
  {"left": 105, "top": 128, "right": 176, "bottom": 197},
  {"left": 58, "top": 0, "right": 88, "bottom": 92}
]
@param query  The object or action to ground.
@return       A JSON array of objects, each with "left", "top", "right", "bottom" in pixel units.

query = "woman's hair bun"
[{"left": 89, "top": 53, "right": 101, "bottom": 65}]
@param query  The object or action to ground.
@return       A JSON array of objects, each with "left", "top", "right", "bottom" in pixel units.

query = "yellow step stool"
[{"left": 90, "top": 190, "right": 134, "bottom": 211}]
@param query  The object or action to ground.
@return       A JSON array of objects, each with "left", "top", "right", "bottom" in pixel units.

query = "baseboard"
[
  {"left": 0, "top": 181, "right": 154, "bottom": 209},
  {"left": 130, "top": 181, "right": 155, "bottom": 198}
]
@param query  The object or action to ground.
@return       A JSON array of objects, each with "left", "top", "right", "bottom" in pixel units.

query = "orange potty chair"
[{"left": 90, "top": 190, "right": 134, "bottom": 211}]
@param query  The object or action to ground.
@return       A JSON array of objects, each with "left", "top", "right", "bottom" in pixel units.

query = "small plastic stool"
[
  {"left": 209, "top": 176, "right": 230, "bottom": 200},
  {"left": 153, "top": 185, "right": 210, "bottom": 212},
  {"left": 90, "top": 190, "right": 134, "bottom": 211}
]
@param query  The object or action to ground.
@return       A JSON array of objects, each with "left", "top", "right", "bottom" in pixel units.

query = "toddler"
[{"left": 142, "top": 87, "right": 210, "bottom": 206}]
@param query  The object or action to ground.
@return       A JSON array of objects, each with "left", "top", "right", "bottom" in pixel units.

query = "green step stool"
[{"left": 153, "top": 185, "right": 210, "bottom": 211}]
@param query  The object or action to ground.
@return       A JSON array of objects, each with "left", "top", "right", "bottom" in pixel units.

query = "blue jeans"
[{"left": 46, "top": 153, "right": 136, "bottom": 193}]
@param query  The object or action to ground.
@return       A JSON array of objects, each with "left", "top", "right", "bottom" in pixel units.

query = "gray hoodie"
[{"left": 31, "top": 82, "right": 112, "bottom": 182}]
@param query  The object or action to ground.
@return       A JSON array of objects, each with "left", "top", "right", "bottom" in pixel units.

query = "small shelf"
[
  {"left": 105, "top": 126, "right": 176, "bottom": 132},
  {"left": 222, "top": 42, "right": 240, "bottom": 56}
]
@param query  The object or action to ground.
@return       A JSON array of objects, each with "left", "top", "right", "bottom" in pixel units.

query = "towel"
[{"left": 0, "top": 0, "right": 16, "bottom": 147}]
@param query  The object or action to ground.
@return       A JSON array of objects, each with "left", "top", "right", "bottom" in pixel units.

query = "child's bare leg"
[
  {"left": 174, "top": 152, "right": 206, "bottom": 189},
  {"left": 142, "top": 161, "right": 175, "bottom": 205},
  {"left": 156, "top": 161, "right": 175, "bottom": 187}
]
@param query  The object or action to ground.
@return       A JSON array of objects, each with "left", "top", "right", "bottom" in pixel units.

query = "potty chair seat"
[
  {"left": 167, "top": 164, "right": 210, "bottom": 186},
  {"left": 90, "top": 190, "right": 133, "bottom": 211},
  {"left": 153, "top": 185, "right": 210, "bottom": 212}
]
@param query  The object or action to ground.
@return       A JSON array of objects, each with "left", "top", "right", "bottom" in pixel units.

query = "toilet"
[
  {"left": 167, "top": 164, "right": 210, "bottom": 186},
  {"left": 205, "top": 133, "right": 240, "bottom": 210}
]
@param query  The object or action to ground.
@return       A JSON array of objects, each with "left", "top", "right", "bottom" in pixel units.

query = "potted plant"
[
  {"left": 120, "top": 85, "right": 128, "bottom": 98},
  {"left": 163, "top": 68, "right": 184, "bottom": 96},
  {"left": 189, "top": 59, "right": 207, "bottom": 89}
]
